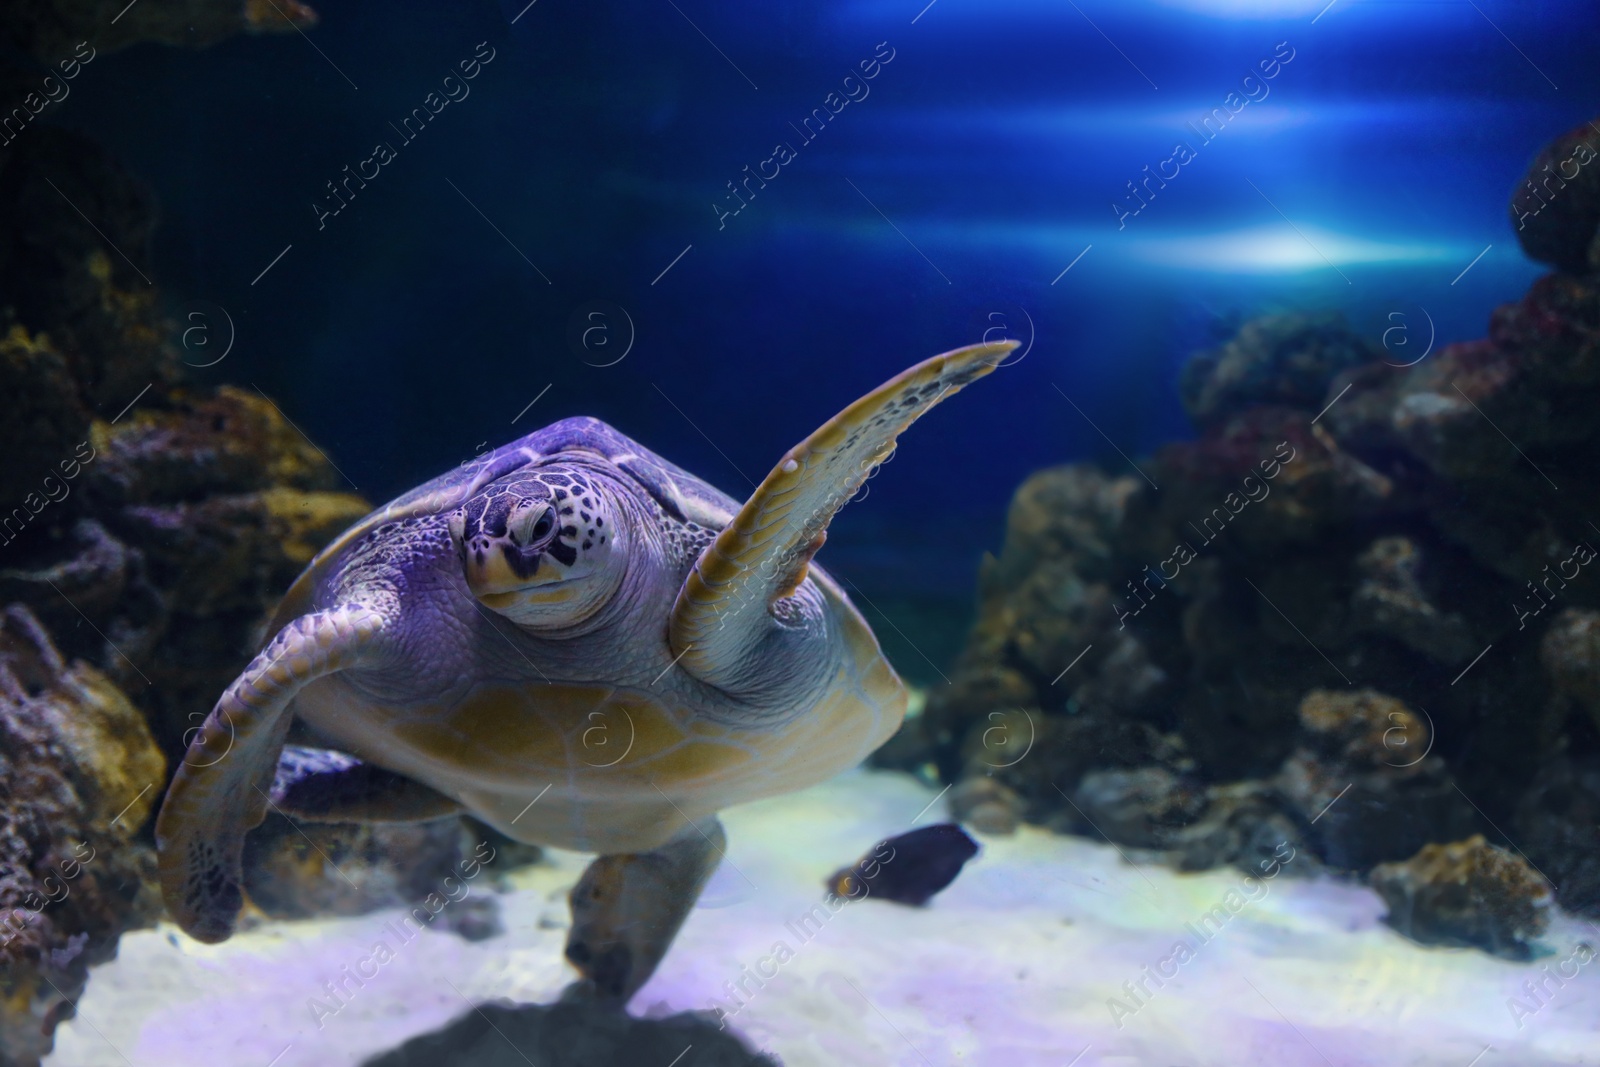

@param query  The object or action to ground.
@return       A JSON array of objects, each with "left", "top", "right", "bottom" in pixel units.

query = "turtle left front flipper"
[
  {"left": 155, "top": 603, "right": 389, "bottom": 943},
  {"left": 564, "top": 816, "right": 727, "bottom": 1003}
]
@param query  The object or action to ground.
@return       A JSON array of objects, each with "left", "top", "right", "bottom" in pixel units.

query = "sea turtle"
[{"left": 155, "top": 339, "right": 1015, "bottom": 1000}]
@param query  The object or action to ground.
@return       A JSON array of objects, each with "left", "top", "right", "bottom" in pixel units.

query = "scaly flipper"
[
  {"left": 270, "top": 745, "right": 463, "bottom": 823},
  {"left": 155, "top": 605, "right": 387, "bottom": 943},
  {"left": 564, "top": 817, "right": 727, "bottom": 1002},
  {"left": 669, "top": 341, "right": 1016, "bottom": 693}
]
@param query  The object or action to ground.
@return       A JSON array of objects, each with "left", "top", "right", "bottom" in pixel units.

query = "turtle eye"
[{"left": 509, "top": 504, "right": 555, "bottom": 546}]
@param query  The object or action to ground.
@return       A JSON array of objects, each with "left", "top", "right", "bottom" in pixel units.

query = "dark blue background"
[{"left": 55, "top": 0, "right": 1600, "bottom": 679}]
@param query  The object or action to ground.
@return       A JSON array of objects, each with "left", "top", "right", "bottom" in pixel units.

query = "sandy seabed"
[{"left": 49, "top": 770, "right": 1599, "bottom": 1067}]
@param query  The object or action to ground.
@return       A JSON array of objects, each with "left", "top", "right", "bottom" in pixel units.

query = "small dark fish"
[{"left": 826, "top": 822, "right": 979, "bottom": 906}]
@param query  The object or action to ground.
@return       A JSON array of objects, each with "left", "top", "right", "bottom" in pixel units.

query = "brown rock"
[
  {"left": 1541, "top": 608, "right": 1600, "bottom": 732},
  {"left": 1370, "top": 835, "right": 1553, "bottom": 958},
  {"left": 1179, "top": 311, "right": 1381, "bottom": 428},
  {"left": 1349, "top": 537, "right": 1474, "bottom": 664},
  {"left": 0, "top": 605, "right": 164, "bottom": 1067},
  {"left": 1509, "top": 118, "right": 1600, "bottom": 275}
]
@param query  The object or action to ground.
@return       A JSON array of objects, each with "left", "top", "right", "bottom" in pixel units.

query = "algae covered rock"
[
  {"left": 1370, "top": 835, "right": 1553, "bottom": 958},
  {"left": 1540, "top": 607, "right": 1600, "bottom": 732},
  {"left": 1510, "top": 117, "right": 1600, "bottom": 275},
  {"left": 1349, "top": 536, "right": 1474, "bottom": 664},
  {"left": 1515, "top": 756, "right": 1600, "bottom": 917},
  {"left": 0, "top": 605, "right": 164, "bottom": 1067},
  {"left": 1180, "top": 311, "right": 1381, "bottom": 428},
  {"left": 1278, "top": 689, "right": 1475, "bottom": 872}
]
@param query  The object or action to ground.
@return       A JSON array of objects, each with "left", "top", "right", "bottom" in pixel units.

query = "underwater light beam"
[
  {"left": 1051, "top": 243, "right": 1093, "bottom": 284},
  {"left": 1243, "top": 178, "right": 1351, "bottom": 284},
  {"left": 1451, "top": 243, "right": 1493, "bottom": 286}
]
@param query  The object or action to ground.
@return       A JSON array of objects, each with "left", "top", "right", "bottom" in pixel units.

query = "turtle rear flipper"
[
  {"left": 271, "top": 745, "right": 463, "bottom": 823},
  {"left": 669, "top": 340, "right": 1016, "bottom": 695},
  {"left": 563, "top": 816, "right": 727, "bottom": 1003},
  {"left": 155, "top": 604, "right": 388, "bottom": 943}
]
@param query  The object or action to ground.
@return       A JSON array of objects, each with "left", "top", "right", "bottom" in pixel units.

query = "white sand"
[{"left": 49, "top": 770, "right": 1600, "bottom": 1066}]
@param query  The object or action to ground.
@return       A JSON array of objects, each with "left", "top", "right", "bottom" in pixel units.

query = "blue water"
[{"left": 58, "top": 0, "right": 1598, "bottom": 674}]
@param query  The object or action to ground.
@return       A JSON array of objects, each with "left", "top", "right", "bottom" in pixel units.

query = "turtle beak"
[{"left": 463, "top": 541, "right": 571, "bottom": 598}]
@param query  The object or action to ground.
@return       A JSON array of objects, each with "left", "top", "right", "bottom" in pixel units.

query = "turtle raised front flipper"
[
  {"left": 155, "top": 604, "right": 389, "bottom": 943},
  {"left": 669, "top": 340, "right": 1018, "bottom": 695}
]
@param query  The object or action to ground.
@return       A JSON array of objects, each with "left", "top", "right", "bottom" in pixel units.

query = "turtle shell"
[{"left": 267, "top": 416, "right": 738, "bottom": 636}]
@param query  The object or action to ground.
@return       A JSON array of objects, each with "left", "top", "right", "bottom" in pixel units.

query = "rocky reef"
[
  {"left": 907, "top": 115, "right": 1600, "bottom": 946},
  {"left": 0, "top": 605, "right": 164, "bottom": 1067}
]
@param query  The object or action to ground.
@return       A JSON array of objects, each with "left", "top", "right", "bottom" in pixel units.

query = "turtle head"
[{"left": 448, "top": 468, "right": 624, "bottom": 630}]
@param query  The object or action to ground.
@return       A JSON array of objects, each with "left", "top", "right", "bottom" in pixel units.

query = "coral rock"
[
  {"left": 1073, "top": 767, "right": 1205, "bottom": 850},
  {"left": 1509, "top": 117, "right": 1600, "bottom": 275},
  {"left": 1349, "top": 537, "right": 1475, "bottom": 664},
  {"left": 1298, "top": 688, "right": 1429, "bottom": 770},
  {"left": 1180, "top": 311, "right": 1382, "bottom": 428},
  {"left": 948, "top": 776, "right": 1024, "bottom": 835},
  {"left": 1279, "top": 689, "right": 1476, "bottom": 871},
  {"left": 1540, "top": 608, "right": 1600, "bottom": 732},
  {"left": 1515, "top": 756, "right": 1600, "bottom": 917},
  {"left": 1370, "top": 835, "right": 1553, "bottom": 958},
  {"left": 0, "top": 605, "right": 164, "bottom": 1067}
]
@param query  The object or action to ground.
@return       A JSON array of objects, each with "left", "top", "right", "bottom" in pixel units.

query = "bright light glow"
[
  {"left": 1147, "top": 0, "right": 1331, "bottom": 16},
  {"left": 1131, "top": 225, "right": 1463, "bottom": 272}
]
